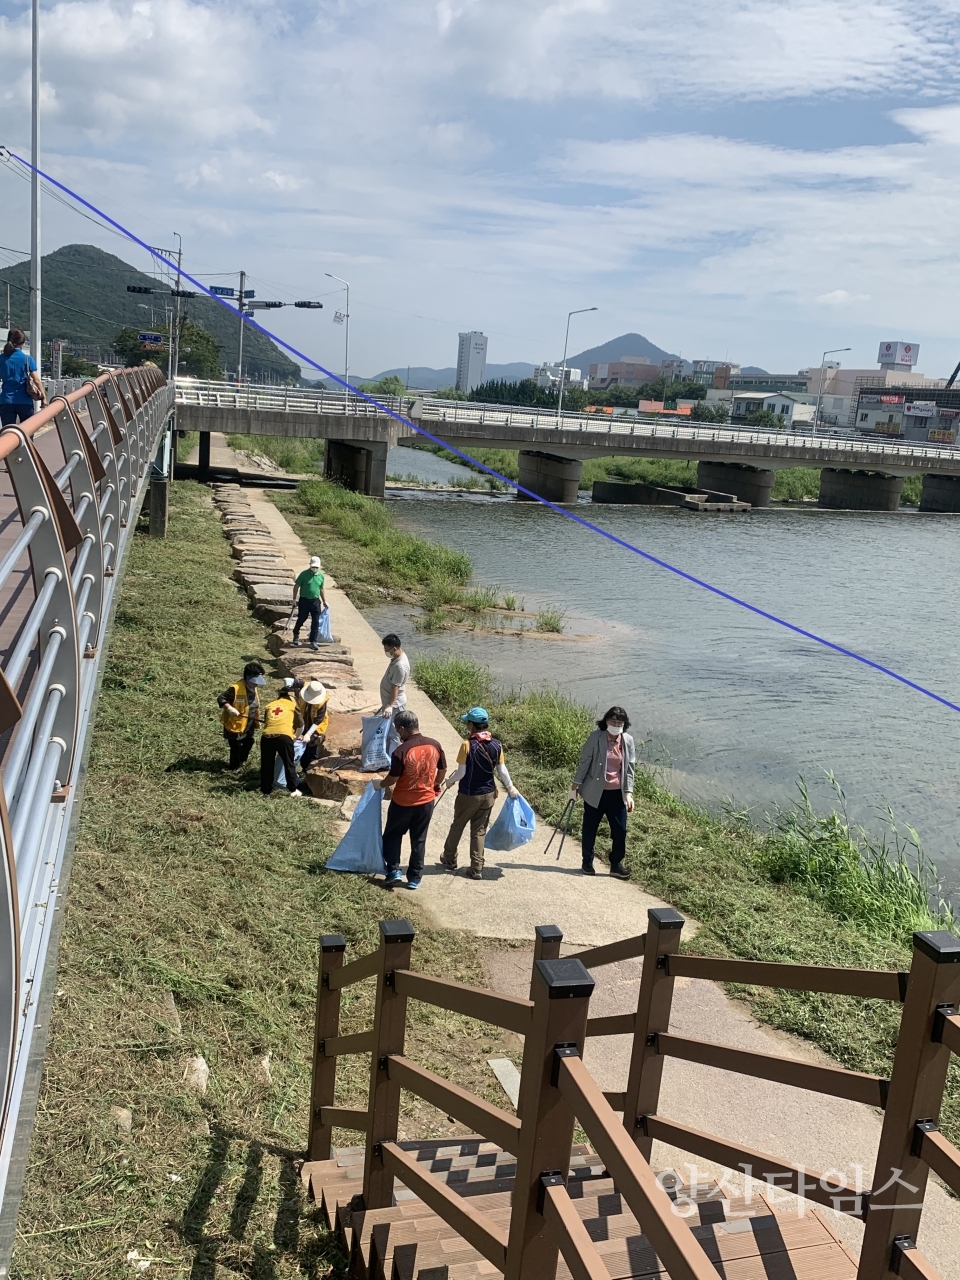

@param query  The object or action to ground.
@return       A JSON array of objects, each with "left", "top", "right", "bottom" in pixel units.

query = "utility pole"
[
  {"left": 237, "top": 269, "right": 246, "bottom": 383},
  {"left": 325, "top": 273, "right": 350, "bottom": 391},
  {"left": 172, "top": 232, "right": 183, "bottom": 378},
  {"left": 29, "top": 0, "right": 41, "bottom": 369}
]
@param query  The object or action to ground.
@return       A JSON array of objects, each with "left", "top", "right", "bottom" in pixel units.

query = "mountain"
[
  {"left": 567, "top": 332, "right": 680, "bottom": 372},
  {"left": 351, "top": 362, "right": 538, "bottom": 390},
  {"left": 0, "top": 244, "right": 300, "bottom": 381}
]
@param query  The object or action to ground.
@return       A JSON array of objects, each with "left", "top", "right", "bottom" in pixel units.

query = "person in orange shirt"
[{"left": 373, "top": 710, "right": 446, "bottom": 889}]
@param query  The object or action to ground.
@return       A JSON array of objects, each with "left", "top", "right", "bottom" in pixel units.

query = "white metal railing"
[
  {"left": 0, "top": 366, "right": 174, "bottom": 1253},
  {"left": 173, "top": 378, "right": 960, "bottom": 469}
]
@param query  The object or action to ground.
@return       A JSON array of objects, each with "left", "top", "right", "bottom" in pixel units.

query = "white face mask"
[{"left": 606, "top": 724, "right": 623, "bottom": 736}]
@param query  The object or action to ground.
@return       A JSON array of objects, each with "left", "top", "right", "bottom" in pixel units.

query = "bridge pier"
[
  {"left": 919, "top": 474, "right": 960, "bottom": 512},
  {"left": 818, "top": 469, "right": 904, "bottom": 511},
  {"left": 197, "top": 430, "right": 211, "bottom": 481},
  {"left": 324, "top": 440, "right": 388, "bottom": 498},
  {"left": 696, "top": 462, "right": 775, "bottom": 508},
  {"left": 517, "top": 451, "right": 582, "bottom": 504}
]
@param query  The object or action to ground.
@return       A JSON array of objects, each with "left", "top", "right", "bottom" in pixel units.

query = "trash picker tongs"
[{"left": 543, "top": 798, "right": 575, "bottom": 861}]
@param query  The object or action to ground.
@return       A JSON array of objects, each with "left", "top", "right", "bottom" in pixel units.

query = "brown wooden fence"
[{"left": 306, "top": 910, "right": 960, "bottom": 1280}]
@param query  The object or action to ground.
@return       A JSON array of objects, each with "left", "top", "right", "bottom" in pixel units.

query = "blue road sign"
[
  {"left": 138, "top": 332, "right": 163, "bottom": 344},
  {"left": 209, "top": 285, "right": 235, "bottom": 297}
]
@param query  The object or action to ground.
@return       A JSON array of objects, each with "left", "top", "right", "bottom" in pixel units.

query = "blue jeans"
[
  {"left": 294, "top": 597, "right": 321, "bottom": 644},
  {"left": 581, "top": 789, "right": 627, "bottom": 868}
]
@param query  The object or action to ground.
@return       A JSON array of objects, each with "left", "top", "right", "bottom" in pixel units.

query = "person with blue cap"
[{"left": 438, "top": 707, "right": 519, "bottom": 880}]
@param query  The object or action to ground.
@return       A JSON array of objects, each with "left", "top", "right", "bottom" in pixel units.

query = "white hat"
[
  {"left": 309, "top": 555, "right": 322, "bottom": 569},
  {"left": 302, "top": 680, "right": 327, "bottom": 705}
]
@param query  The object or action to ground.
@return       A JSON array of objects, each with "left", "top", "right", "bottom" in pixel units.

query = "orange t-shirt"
[{"left": 388, "top": 734, "right": 446, "bottom": 806}]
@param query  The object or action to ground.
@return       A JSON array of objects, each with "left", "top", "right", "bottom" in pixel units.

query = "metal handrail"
[{"left": 0, "top": 364, "right": 174, "bottom": 1257}]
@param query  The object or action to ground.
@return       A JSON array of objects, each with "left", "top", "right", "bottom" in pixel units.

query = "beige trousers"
[{"left": 442, "top": 792, "right": 497, "bottom": 870}]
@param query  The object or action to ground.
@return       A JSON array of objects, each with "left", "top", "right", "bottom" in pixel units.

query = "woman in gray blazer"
[{"left": 571, "top": 705, "right": 635, "bottom": 878}]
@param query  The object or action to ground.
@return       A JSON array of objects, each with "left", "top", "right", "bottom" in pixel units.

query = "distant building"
[
  {"left": 690, "top": 360, "right": 740, "bottom": 387},
  {"left": 853, "top": 386, "right": 960, "bottom": 444},
  {"left": 534, "top": 362, "right": 583, "bottom": 389},
  {"left": 731, "top": 392, "right": 815, "bottom": 427},
  {"left": 456, "top": 331, "right": 488, "bottom": 392},
  {"left": 660, "top": 359, "right": 686, "bottom": 382},
  {"left": 729, "top": 372, "right": 811, "bottom": 394},
  {"left": 588, "top": 359, "right": 662, "bottom": 390}
]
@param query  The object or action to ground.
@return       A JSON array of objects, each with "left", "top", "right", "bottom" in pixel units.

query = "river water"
[{"left": 376, "top": 450, "right": 960, "bottom": 902}]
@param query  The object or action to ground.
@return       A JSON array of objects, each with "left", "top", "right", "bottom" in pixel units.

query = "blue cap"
[{"left": 461, "top": 706, "right": 489, "bottom": 724}]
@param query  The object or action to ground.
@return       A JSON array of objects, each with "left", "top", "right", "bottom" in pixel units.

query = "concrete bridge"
[{"left": 175, "top": 380, "right": 960, "bottom": 510}]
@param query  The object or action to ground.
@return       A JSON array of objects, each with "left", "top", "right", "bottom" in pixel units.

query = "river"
[{"left": 377, "top": 449, "right": 960, "bottom": 902}]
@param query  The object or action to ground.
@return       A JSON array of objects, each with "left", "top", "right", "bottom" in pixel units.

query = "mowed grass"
[
  {"left": 12, "top": 484, "right": 514, "bottom": 1280},
  {"left": 414, "top": 652, "right": 960, "bottom": 1145}
]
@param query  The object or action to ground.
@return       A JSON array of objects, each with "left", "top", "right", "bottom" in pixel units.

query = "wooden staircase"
[{"left": 302, "top": 1138, "right": 858, "bottom": 1280}]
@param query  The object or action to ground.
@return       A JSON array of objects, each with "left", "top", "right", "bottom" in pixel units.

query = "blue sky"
[{"left": 3, "top": 0, "right": 960, "bottom": 378}]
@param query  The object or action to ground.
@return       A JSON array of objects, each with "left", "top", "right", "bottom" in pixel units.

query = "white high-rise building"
[{"left": 456, "top": 331, "right": 488, "bottom": 392}]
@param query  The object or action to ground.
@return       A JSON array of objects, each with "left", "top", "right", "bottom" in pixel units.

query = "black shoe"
[
  {"left": 581, "top": 863, "right": 596, "bottom": 876},
  {"left": 610, "top": 863, "right": 630, "bottom": 880},
  {"left": 291, "top": 637, "right": 301, "bottom": 647}
]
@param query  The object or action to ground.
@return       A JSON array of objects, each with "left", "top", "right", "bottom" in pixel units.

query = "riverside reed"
[
  {"left": 415, "top": 650, "right": 960, "bottom": 1144},
  {"left": 13, "top": 483, "right": 514, "bottom": 1280}
]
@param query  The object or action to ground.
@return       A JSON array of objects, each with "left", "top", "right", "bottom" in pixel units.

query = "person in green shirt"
[{"left": 292, "top": 555, "right": 328, "bottom": 650}]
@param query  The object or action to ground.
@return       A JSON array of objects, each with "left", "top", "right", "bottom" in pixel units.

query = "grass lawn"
[{"left": 12, "top": 482, "right": 513, "bottom": 1280}]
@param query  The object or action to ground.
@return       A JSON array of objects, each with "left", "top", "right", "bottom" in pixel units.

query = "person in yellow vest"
[
  {"left": 298, "top": 680, "right": 330, "bottom": 774},
  {"left": 260, "top": 684, "right": 304, "bottom": 796},
  {"left": 216, "top": 661, "right": 266, "bottom": 769}
]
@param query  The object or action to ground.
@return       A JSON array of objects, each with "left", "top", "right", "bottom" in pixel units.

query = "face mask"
[
  {"left": 606, "top": 724, "right": 623, "bottom": 736},
  {"left": 247, "top": 675, "right": 266, "bottom": 687}
]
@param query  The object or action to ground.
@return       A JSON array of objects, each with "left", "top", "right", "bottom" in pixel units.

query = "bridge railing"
[
  {"left": 174, "top": 378, "right": 960, "bottom": 465},
  {"left": 0, "top": 366, "right": 174, "bottom": 1246}
]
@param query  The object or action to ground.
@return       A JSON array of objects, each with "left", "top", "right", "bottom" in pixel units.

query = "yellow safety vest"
[
  {"left": 262, "top": 696, "right": 300, "bottom": 737},
  {"left": 300, "top": 695, "right": 330, "bottom": 737},
  {"left": 221, "top": 681, "right": 260, "bottom": 735}
]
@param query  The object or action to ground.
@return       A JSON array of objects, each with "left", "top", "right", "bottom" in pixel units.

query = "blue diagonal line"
[{"left": 7, "top": 146, "right": 960, "bottom": 715}]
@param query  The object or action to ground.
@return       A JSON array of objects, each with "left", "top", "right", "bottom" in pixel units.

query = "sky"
[{"left": 3, "top": 0, "right": 960, "bottom": 379}]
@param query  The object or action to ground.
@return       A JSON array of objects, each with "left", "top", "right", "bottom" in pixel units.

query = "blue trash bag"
[
  {"left": 316, "top": 606, "right": 333, "bottom": 643},
  {"left": 326, "top": 783, "right": 386, "bottom": 874},
  {"left": 484, "top": 793, "right": 536, "bottom": 851},
  {"left": 360, "top": 714, "right": 400, "bottom": 772},
  {"left": 274, "top": 738, "right": 306, "bottom": 788}
]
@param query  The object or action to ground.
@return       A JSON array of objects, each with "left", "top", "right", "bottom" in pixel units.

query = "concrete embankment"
[{"left": 207, "top": 465, "right": 960, "bottom": 1275}]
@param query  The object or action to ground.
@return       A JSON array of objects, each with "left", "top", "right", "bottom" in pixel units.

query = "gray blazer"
[{"left": 573, "top": 729, "right": 635, "bottom": 809}]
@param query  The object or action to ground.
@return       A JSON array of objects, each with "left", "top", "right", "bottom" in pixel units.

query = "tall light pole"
[
  {"left": 29, "top": 0, "right": 40, "bottom": 370},
  {"left": 237, "top": 269, "right": 246, "bottom": 383},
  {"left": 557, "top": 307, "right": 597, "bottom": 421},
  {"left": 813, "top": 346, "right": 851, "bottom": 437},
  {"left": 325, "top": 273, "right": 349, "bottom": 390}
]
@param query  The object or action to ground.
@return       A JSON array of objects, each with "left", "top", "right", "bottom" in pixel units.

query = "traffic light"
[
  {"left": 127, "top": 285, "right": 153, "bottom": 294},
  {"left": 171, "top": 290, "right": 196, "bottom": 298},
  {"left": 294, "top": 301, "right": 323, "bottom": 309}
]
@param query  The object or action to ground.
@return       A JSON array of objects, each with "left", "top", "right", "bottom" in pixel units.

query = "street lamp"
[
  {"left": 325, "top": 273, "right": 350, "bottom": 391},
  {"left": 813, "top": 346, "right": 851, "bottom": 437},
  {"left": 557, "top": 307, "right": 598, "bottom": 422}
]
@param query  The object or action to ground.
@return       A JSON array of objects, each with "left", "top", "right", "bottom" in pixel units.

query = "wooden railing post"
[
  {"left": 857, "top": 930, "right": 960, "bottom": 1280},
  {"left": 531, "top": 925, "right": 563, "bottom": 995},
  {"left": 363, "top": 919, "right": 415, "bottom": 1209},
  {"left": 307, "top": 933, "right": 346, "bottom": 1162},
  {"left": 623, "top": 907, "right": 685, "bottom": 1155},
  {"left": 505, "top": 956, "right": 595, "bottom": 1280}
]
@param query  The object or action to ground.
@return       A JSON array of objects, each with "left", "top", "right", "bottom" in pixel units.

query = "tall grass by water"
[{"left": 297, "top": 479, "right": 471, "bottom": 590}]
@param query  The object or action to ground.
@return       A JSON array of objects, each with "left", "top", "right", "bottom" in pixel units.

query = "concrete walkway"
[{"left": 215, "top": 462, "right": 958, "bottom": 1276}]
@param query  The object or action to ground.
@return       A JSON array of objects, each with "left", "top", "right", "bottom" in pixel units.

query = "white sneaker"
[{"left": 289, "top": 789, "right": 303, "bottom": 798}]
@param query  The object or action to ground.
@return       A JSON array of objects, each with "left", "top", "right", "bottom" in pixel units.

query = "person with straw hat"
[{"left": 298, "top": 680, "right": 330, "bottom": 773}]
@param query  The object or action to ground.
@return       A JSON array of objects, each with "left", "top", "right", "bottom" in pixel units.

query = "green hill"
[{"left": 0, "top": 243, "right": 300, "bottom": 382}]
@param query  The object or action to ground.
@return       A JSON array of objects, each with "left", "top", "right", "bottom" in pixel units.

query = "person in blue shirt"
[{"left": 0, "top": 329, "right": 45, "bottom": 426}]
